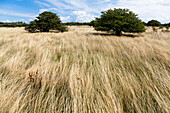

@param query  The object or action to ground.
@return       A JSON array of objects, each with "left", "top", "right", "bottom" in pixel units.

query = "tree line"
[
  {"left": 144, "top": 20, "right": 170, "bottom": 27},
  {"left": 0, "top": 8, "right": 169, "bottom": 35},
  {"left": 0, "top": 20, "right": 169, "bottom": 28},
  {"left": 0, "top": 22, "right": 27, "bottom": 27}
]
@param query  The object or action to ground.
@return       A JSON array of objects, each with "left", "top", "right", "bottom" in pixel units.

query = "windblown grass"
[{"left": 0, "top": 26, "right": 169, "bottom": 113}]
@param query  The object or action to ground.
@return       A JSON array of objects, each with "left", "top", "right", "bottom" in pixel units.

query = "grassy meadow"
[{"left": 0, "top": 26, "right": 169, "bottom": 112}]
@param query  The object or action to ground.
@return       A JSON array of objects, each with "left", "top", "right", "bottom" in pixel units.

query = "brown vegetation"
[{"left": 0, "top": 26, "right": 169, "bottom": 112}]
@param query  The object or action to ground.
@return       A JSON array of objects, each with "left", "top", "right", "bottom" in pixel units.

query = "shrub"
[
  {"left": 147, "top": 20, "right": 161, "bottom": 26},
  {"left": 161, "top": 26, "right": 170, "bottom": 32},
  {"left": 25, "top": 21, "right": 38, "bottom": 33},
  {"left": 92, "top": 8, "right": 146, "bottom": 36},
  {"left": 152, "top": 27, "right": 157, "bottom": 32},
  {"left": 159, "top": 26, "right": 163, "bottom": 29},
  {"left": 89, "top": 20, "right": 95, "bottom": 27},
  {"left": 165, "top": 26, "right": 169, "bottom": 30},
  {"left": 164, "top": 26, "right": 169, "bottom": 32},
  {"left": 25, "top": 11, "right": 67, "bottom": 33},
  {"left": 163, "top": 22, "right": 170, "bottom": 27}
]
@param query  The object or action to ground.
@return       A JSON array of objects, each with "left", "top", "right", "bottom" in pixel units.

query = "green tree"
[
  {"left": 89, "top": 20, "right": 95, "bottom": 27},
  {"left": 25, "top": 21, "right": 38, "bottom": 33},
  {"left": 92, "top": 8, "right": 145, "bottom": 36},
  {"left": 25, "top": 11, "right": 67, "bottom": 33},
  {"left": 147, "top": 20, "right": 161, "bottom": 26}
]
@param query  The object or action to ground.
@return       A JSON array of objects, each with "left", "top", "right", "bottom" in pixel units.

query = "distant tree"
[
  {"left": 166, "top": 23, "right": 170, "bottom": 27},
  {"left": 92, "top": 8, "right": 146, "bottom": 36},
  {"left": 26, "top": 21, "right": 37, "bottom": 33},
  {"left": 25, "top": 11, "right": 67, "bottom": 33},
  {"left": 147, "top": 20, "right": 161, "bottom": 26},
  {"left": 162, "top": 23, "right": 170, "bottom": 27},
  {"left": 0, "top": 22, "right": 27, "bottom": 27},
  {"left": 89, "top": 20, "right": 95, "bottom": 27}
]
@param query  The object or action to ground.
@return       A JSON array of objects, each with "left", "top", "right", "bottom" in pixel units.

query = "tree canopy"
[
  {"left": 0, "top": 22, "right": 27, "bottom": 27},
  {"left": 92, "top": 8, "right": 146, "bottom": 35},
  {"left": 147, "top": 20, "right": 161, "bottom": 26},
  {"left": 25, "top": 11, "right": 67, "bottom": 33}
]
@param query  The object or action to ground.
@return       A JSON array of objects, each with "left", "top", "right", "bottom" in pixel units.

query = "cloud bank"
[
  {"left": 0, "top": 0, "right": 169, "bottom": 23},
  {"left": 36, "top": 0, "right": 170, "bottom": 23}
]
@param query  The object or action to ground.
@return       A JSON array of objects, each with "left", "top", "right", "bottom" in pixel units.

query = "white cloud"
[
  {"left": 60, "top": 16, "right": 70, "bottom": 22},
  {"left": 29, "top": 19, "right": 33, "bottom": 21},
  {"left": 38, "top": 0, "right": 170, "bottom": 23},
  {"left": 4, "top": 20, "right": 10, "bottom": 23},
  {"left": 35, "top": 0, "right": 50, "bottom": 7},
  {"left": 43, "top": 0, "right": 98, "bottom": 13},
  {"left": 104, "top": 0, "right": 170, "bottom": 23},
  {"left": 20, "top": 19, "right": 25, "bottom": 21},
  {"left": 39, "top": 8, "right": 71, "bottom": 22},
  {"left": 73, "top": 11, "right": 95, "bottom": 22},
  {"left": 39, "top": 8, "right": 58, "bottom": 13},
  {"left": 0, "top": 10, "right": 36, "bottom": 18},
  {"left": 98, "top": 0, "right": 111, "bottom": 3},
  {"left": 43, "top": 0, "right": 74, "bottom": 11}
]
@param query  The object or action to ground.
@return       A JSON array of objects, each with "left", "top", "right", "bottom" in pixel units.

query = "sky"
[{"left": 0, "top": 0, "right": 170, "bottom": 23}]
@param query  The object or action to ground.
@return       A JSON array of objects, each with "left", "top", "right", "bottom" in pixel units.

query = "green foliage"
[
  {"left": 162, "top": 29, "right": 169, "bottom": 32},
  {"left": 163, "top": 26, "right": 169, "bottom": 32},
  {"left": 163, "top": 22, "right": 170, "bottom": 27},
  {"left": 165, "top": 26, "right": 169, "bottom": 30},
  {"left": 161, "top": 25, "right": 170, "bottom": 32},
  {"left": 0, "top": 22, "right": 27, "bottom": 27},
  {"left": 142, "top": 21, "right": 147, "bottom": 26},
  {"left": 159, "top": 26, "right": 163, "bottom": 29},
  {"left": 89, "top": 20, "right": 95, "bottom": 27},
  {"left": 25, "top": 11, "right": 67, "bottom": 33},
  {"left": 92, "top": 8, "right": 146, "bottom": 36},
  {"left": 147, "top": 20, "right": 161, "bottom": 26},
  {"left": 152, "top": 27, "right": 157, "bottom": 32},
  {"left": 25, "top": 21, "right": 37, "bottom": 33}
]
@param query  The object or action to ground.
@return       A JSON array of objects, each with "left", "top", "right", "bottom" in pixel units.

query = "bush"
[
  {"left": 89, "top": 20, "right": 95, "bottom": 27},
  {"left": 165, "top": 26, "right": 169, "bottom": 30},
  {"left": 92, "top": 8, "right": 146, "bottom": 36},
  {"left": 25, "top": 12, "right": 67, "bottom": 33},
  {"left": 147, "top": 20, "right": 161, "bottom": 26},
  {"left": 163, "top": 22, "right": 170, "bottom": 27},
  {"left": 159, "top": 26, "right": 163, "bottom": 29},
  {"left": 152, "top": 27, "right": 157, "bottom": 32},
  {"left": 25, "top": 21, "right": 38, "bottom": 33},
  {"left": 164, "top": 26, "right": 169, "bottom": 32}
]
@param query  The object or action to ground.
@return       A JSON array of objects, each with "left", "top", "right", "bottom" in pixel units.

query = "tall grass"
[{"left": 0, "top": 26, "right": 169, "bottom": 113}]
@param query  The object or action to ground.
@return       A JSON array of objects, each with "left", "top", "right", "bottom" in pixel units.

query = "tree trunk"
[
  {"left": 44, "top": 29, "right": 49, "bottom": 32},
  {"left": 41, "top": 29, "right": 49, "bottom": 32},
  {"left": 116, "top": 31, "right": 122, "bottom": 36}
]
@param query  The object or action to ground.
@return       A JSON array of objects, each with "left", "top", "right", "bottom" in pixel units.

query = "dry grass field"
[{"left": 0, "top": 26, "right": 169, "bottom": 113}]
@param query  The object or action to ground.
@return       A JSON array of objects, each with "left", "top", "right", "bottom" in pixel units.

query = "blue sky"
[{"left": 0, "top": 0, "right": 170, "bottom": 23}]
